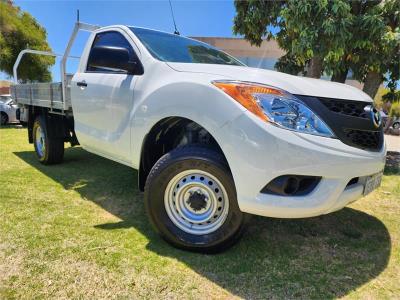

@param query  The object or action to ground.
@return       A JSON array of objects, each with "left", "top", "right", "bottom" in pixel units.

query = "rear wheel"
[
  {"left": 1, "top": 112, "right": 8, "bottom": 125},
  {"left": 144, "top": 145, "right": 248, "bottom": 253},
  {"left": 393, "top": 122, "right": 400, "bottom": 129},
  {"left": 33, "top": 115, "right": 64, "bottom": 164}
]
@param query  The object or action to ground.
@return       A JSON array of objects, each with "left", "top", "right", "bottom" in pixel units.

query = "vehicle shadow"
[
  {"left": 0, "top": 123, "right": 24, "bottom": 129},
  {"left": 14, "top": 147, "right": 391, "bottom": 298}
]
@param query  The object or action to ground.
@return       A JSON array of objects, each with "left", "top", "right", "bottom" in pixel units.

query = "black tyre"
[
  {"left": 144, "top": 145, "right": 248, "bottom": 253},
  {"left": 393, "top": 122, "right": 400, "bottom": 129},
  {"left": 1, "top": 112, "right": 8, "bottom": 125},
  {"left": 32, "top": 115, "right": 64, "bottom": 165}
]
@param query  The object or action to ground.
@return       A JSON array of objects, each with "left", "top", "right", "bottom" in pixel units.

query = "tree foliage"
[
  {"left": 281, "top": 0, "right": 352, "bottom": 78},
  {"left": 233, "top": 0, "right": 400, "bottom": 98},
  {"left": 234, "top": 0, "right": 353, "bottom": 78},
  {"left": 234, "top": 1, "right": 284, "bottom": 46},
  {"left": 323, "top": 1, "right": 383, "bottom": 82},
  {"left": 389, "top": 102, "right": 400, "bottom": 118},
  {"left": 347, "top": 0, "right": 399, "bottom": 98},
  {"left": 382, "top": 88, "right": 400, "bottom": 103},
  {"left": 0, "top": 0, "right": 54, "bottom": 82}
]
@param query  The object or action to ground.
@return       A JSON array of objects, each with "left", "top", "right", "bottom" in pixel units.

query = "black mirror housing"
[{"left": 88, "top": 46, "right": 143, "bottom": 75}]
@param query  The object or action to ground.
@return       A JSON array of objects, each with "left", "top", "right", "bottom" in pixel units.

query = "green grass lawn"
[{"left": 1, "top": 126, "right": 399, "bottom": 299}]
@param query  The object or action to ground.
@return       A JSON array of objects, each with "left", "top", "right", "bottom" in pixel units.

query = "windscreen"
[
  {"left": 129, "top": 27, "right": 244, "bottom": 66},
  {"left": 0, "top": 96, "right": 11, "bottom": 103}
]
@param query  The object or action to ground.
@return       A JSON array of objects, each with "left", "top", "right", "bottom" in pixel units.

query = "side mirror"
[{"left": 87, "top": 46, "right": 143, "bottom": 75}]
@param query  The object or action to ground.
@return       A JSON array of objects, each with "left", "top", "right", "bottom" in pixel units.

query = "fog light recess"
[{"left": 261, "top": 175, "right": 321, "bottom": 196}]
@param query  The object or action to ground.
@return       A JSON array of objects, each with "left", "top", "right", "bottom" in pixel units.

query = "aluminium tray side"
[{"left": 10, "top": 75, "right": 73, "bottom": 111}]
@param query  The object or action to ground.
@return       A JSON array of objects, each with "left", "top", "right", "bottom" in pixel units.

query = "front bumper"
[{"left": 216, "top": 111, "right": 386, "bottom": 218}]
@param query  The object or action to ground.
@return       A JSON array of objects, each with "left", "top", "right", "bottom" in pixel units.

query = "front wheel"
[
  {"left": 393, "top": 122, "right": 400, "bottom": 129},
  {"left": 33, "top": 115, "right": 64, "bottom": 164},
  {"left": 144, "top": 146, "right": 248, "bottom": 253}
]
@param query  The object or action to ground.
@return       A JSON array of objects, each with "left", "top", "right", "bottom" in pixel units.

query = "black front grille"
[
  {"left": 295, "top": 95, "right": 384, "bottom": 151},
  {"left": 344, "top": 129, "right": 382, "bottom": 150},
  {"left": 319, "top": 98, "right": 369, "bottom": 119}
]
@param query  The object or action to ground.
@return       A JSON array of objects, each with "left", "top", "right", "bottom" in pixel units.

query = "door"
[{"left": 71, "top": 30, "right": 142, "bottom": 162}]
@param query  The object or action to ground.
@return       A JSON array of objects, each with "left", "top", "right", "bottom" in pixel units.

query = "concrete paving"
[{"left": 385, "top": 135, "right": 400, "bottom": 152}]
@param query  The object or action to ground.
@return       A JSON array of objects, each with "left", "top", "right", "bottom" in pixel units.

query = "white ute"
[{"left": 11, "top": 22, "right": 386, "bottom": 252}]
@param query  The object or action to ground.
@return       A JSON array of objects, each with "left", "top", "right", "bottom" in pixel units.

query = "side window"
[{"left": 86, "top": 31, "right": 137, "bottom": 73}]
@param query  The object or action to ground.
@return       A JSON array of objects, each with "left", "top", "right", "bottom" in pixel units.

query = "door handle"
[{"left": 77, "top": 81, "right": 87, "bottom": 87}]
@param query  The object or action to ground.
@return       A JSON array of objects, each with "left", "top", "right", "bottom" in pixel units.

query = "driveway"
[{"left": 385, "top": 135, "right": 400, "bottom": 152}]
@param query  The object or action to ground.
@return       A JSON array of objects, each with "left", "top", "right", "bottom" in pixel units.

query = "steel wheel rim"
[
  {"left": 35, "top": 125, "right": 45, "bottom": 157},
  {"left": 164, "top": 169, "right": 229, "bottom": 235}
]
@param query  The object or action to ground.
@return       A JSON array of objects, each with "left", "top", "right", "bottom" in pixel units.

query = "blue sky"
[
  {"left": 4, "top": 0, "right": 397, "bottom": 89},
  {"left": 3, "top": 0, "right": 240, "bottom": 81}
]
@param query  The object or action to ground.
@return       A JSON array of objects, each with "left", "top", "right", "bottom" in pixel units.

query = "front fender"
[{"left": 130, "top": 75, "right": 245, "bottom": 168}]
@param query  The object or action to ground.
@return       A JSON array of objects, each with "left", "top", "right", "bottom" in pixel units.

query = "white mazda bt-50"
[{"left": 11, "top": 23, "right": 386, "bottom": 252}]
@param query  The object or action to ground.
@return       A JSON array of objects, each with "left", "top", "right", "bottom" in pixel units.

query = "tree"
[
  {"left": 233, "top": 0, "right": 399, "bottom": 99},
  {"left": 327, "top": 1, "right": 383, "bottom": 83},
  {"left": 0, "top": 0, "right": 54, "bottom": 82},
  {"left": 233, "top": 0, "right": 353, "bottom": 79},
  {"left": 348, "top": 0, "right": 399, "bottom": 98},
  {"left": 382, "top": 76, "right": 400, "bottom": 133},
  {"left": 234, "top": 0, "right": 305, "bottom": 76}
]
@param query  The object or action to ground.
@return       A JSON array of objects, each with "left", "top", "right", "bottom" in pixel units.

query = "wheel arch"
[
  {"left": 138, "top": 116, "right": 230, "bottom": 191},
  {"left": 24, "top": 106, "right": 77, "bottom": 145}
]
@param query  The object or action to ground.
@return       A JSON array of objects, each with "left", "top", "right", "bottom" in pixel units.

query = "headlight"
[{"left": 212, "top": 80, "right": 334, "bottom": 138}]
